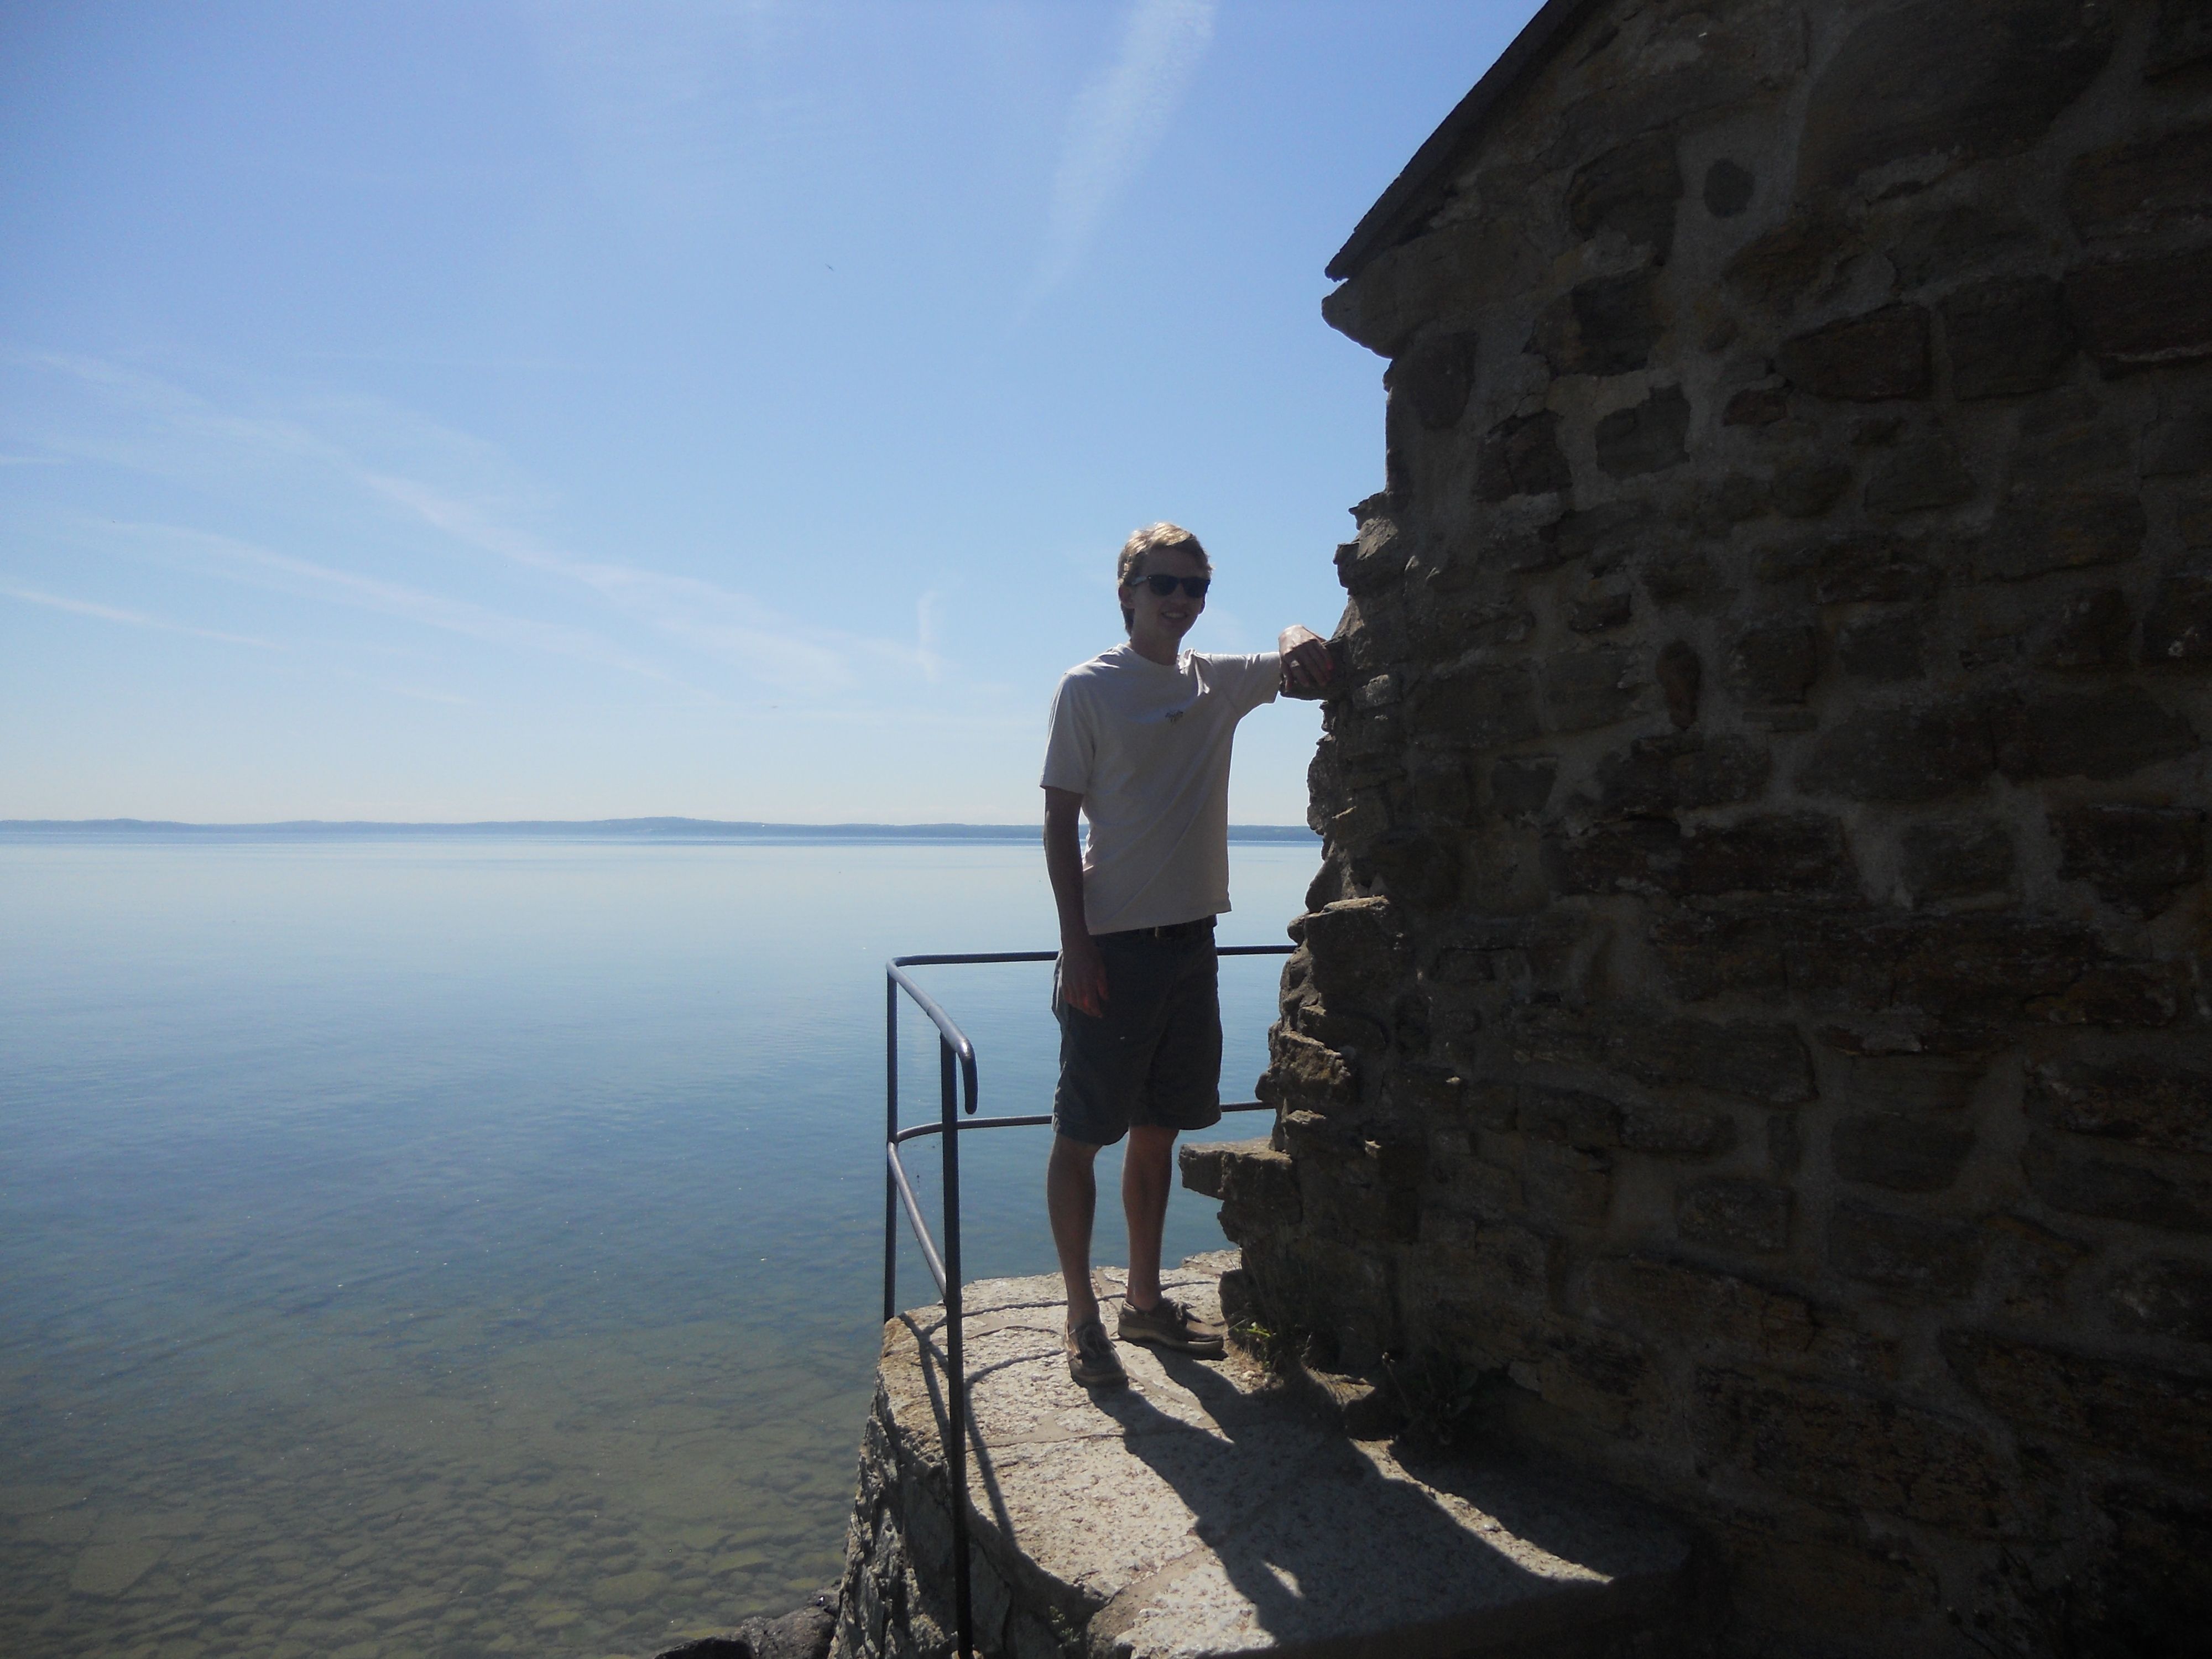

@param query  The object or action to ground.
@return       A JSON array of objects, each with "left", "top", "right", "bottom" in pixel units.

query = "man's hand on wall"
[{"left": 1278, "top": 625, "right": 1335, "bottom": 696}]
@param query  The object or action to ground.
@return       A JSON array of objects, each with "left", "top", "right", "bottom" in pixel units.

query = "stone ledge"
[{"left": 833, "top": 1255, "right": 1694, "bottom": 1659}]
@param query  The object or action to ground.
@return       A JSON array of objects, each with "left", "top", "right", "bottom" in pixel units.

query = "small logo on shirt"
[{"left": 1164, "top": 708, "right": 1185, "bottom": 723}]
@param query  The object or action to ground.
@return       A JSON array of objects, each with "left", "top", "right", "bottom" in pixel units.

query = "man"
[{"left": 1039, "top": 521, "right": 1333, "bottom": 1388}]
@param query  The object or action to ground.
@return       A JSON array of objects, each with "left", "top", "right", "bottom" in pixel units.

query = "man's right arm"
[{"left": 1042, "top": 787, "right": 1107, "bottom": 1016}]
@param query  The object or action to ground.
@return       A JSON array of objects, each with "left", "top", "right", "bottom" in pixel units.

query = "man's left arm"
[{"left": 1276, "top": 625, "right": 1334, "bottom": 696}]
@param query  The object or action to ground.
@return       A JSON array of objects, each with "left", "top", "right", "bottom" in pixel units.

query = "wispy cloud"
[
  {"left": 1030, "top": 0, "right": 1215, "bottom": 305},
  {"left": 0, "top": 581, "right": 279, "bottom": 650}
]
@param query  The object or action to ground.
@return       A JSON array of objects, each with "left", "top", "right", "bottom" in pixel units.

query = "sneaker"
[
  {"left": 1065, "top": 1319, "right": 1128, "bottom": 1389},
  {"left": 1117, "top": 1295, "right": 1227, "bottom": 1358}
]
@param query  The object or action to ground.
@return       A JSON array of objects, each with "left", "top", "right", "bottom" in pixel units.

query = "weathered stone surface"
[
  {"left": 2104, "top": 1256, "right": 2212, "bottom": 1344},
  {"left": 1835, "top": 612, "right": 1924, "bottom": 681},
  {"left": 2026, "top": 1055, "right": 2212, "bottom": 1156},
  {"left": 1568, "top": 591, "right": 1631, "bottom": 634},
  {"left": 1654, "top": 639, "right": 1699, "bottom": 729},
  {"left": 1829, "top": 1200, "right": 1984, "bottom": 1297},
  {"left": 1475, "top": 411, "right": 1571, "bottom": 501},
  {"left": 1265, "top": 1027, "right": 1360, "bottom": 1111},
  {"left": 2051, "top": 804, "right": 2205, "bottom": 917},
  {"left": 1945, "top": 1331, "right": 2212, "bottom": 1477},
  {"left": 2065, "top": 124, "right": 2212, "bottom": 242},
  {"left": 2147, "top": 0, "right": 2212, "bottom": 77},
  {"left": 1394, "top": 330, "right": 1479, "bottom": 432},
  {"left": 1832, "top": 1113, "right": 1975, "bottom": 1193},
  {"left": 1594, "top": 384, "right": 1690, "bottom": 476},
  {"left": 2035, "top": 586, "right": 2131, "bottom": 670},
  {"left": 1412, "top": 663, "right": 1540, "bottom": 750},
  {"left": 2022, "top": 1133, "right": 2212, "bottom": 1234},
  {"left": 1489, "top": 755, "right": 1556, "bottom": 820},
  {"left": 836, "top": 1265, "right": 1695, "bottom": 1659},
  {"left": 2067, "top": 248, "right": 2212, "bottom": 374},
  {"left": 1515, "top": 1008, "right": 1814, "bottom": 1105},
  {"left": 1723, "top": 211, "right": 1855, "bottom": 306},
  {"left": 1619, "top": 1102, "right": 1736, "bottom": 1159},
  {"left": 1890, "top": 206, "right": 2042, "bottom": 291},
  {"left": 1522, "top": 1141, "right": 1614, "bottom": 1228},
  {"left": 1723, "top": 385, "right": 1789, "bottom": 426},
  {"left": 1569, "top": 128, "right": 1683, "bottom": 260},
  {"left": 1798, "top": 0, "right": 2115, "bottom": 191},
  {"left": 1796, "top": 702, "right": 1993, "bottom": 801},
  {"left": 2145, "top": 411, "right": 2212, "bottom": 478},
  {"left": 1543, "top": 648, "right": 1639, "bottom": 734},
  {"left": 1552, "top": 813, "right": 1854, "bottom": 901},
  {"left": 1777, "top": 307, "right": 1932, "bottom": 403},
  {"left": 1595, "top": 732, "right": 1770, "bottom": 816},
  {"left": 1703, "top": 159, "right": 1754, "bottom": 220},
  {"left": 2144, "top": 558, "right": 2212, "bottom": 665},
  {"left": 1976, "top": 492, "right": 2146, "bottom": 581},
  {"left": 1181, "top": 1138, "right": 1303, "bottom": 1234},
  {"left": 1691, "top": 1367, "right": 2006, "bottom": 1529},
  {"left": 1940, "top": 277, "right": 2078, "bottom": 400},
  {"left": 1302, "top": 899, "right": 1405, "bottom": 1008},
  {"left": 1726, "top": 622, "right": 1817, "bottom": 705},
  {"left": 1335, "top": 515, "right": 1406, "bottom": 596},
  {"left": 1991, "top": 685, "right": 2198, "bottom": 780},
  {"left": 1898, "top": 818, "right": 2013, "bottom": 906},
  {"left": 1775, "top": 533, "right": 1943, "bottom": 604},
  {"left": 1771, "top": 457, "right": 1853, "bottom": 518},
  {"left": 1678, "top": 1181, "right": 1792, "bottom": 1253},
  {"left": 1862, "top": 439, "right": 1973, "bottom": 518},
  {"left": 1531, "top": 270, "right": 1663, "bottom": 379}
]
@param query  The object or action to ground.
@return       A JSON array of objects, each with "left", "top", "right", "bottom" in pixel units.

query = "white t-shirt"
[{"left": 1040, "top": 644, "right": 1282, "bottom": 935}]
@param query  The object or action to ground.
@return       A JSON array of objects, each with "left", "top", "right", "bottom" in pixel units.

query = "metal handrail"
[{"left": 883, "top": 943, "right": 1293, "bottom": 1659}]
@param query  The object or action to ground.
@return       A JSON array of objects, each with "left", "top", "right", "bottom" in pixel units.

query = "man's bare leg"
[
  {"left": 1047, "top": 1133, "right": 1103, "bottom": 1331},
  {"left": 1121, "top": 1124, "right": 1177, "bottom": 1312}
]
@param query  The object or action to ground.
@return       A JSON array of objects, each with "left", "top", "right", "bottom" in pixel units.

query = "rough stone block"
[
  {"left": 2143, "top": 559, "right": 2212, "bottom": 666},
  {"left": 2144, "top": 411, "right": 2212, "bottom": 478},
  {"left": 1691, "top": 1366, "right": 2006, "bottom": 1530},
  {"left": 1543, "top": 648, "right": 1639, "bottom": 733},
  {"left": 2026, "top": 1055, "right": 2212, "bottom": 1156},
  {"left": 1335, "top": 517, "right": 1407, "bottom": 596},
  {"left": 1976, "top": 492, "right": 2146, "bottom": 581},
  {"left": 2035, "top": 586, "right": 2131, "bottom": 670},
  {"left": 2147, "top": 0, "right": 2212, "bottom": 76},
  {"left": 2022, "top": 1133, "right": 2212, "bottom": 1234},
  {"left": 1475, "top": 410, "right": 1572, "bottom": 502},
  {"left": 1891, "top": 206, "right": 2042, "bottom": 291},
  {"left": 1839, "top": 1053, "right": 1986, "bottom": 1112},
  {"left": 1796, "top": 0, "right": 2116, "bottom": 192},
  {"left": 1649, "top": 905, "right": 1788, "bottom": 1001},
  {"left": 1594, "top": 384, "right": 1691, "bottom": 476},
  {"left": 1522, "top": 1142, "right": 1615, "bottom": 1229},
  {"left": 1703, "top": 158, "right": 1755, "bottom": 219},
  {"left": 1992, "top": 686, "right": 2198, "bottom": 780},
  {"left": 1678, "top": 1180, "right": 1792, "bottom": 1253},
  {"left": 1863, "top": 436, "right": 1976, "bottom": 515},
  {"left": 1267, "top": 1027, "right": 1360, "bottom": 1112},
  {"left": 1589, "top": 1255, "right": 1885, "bottom": 1378},
  {"left": 1515, "top": 1008, "right": 1815, "bottom": 1105},
  {"left": 1412, "top": 663, "right": 1541, "bottom": 751},
  {"left": 1836, "top": 612, "right": 1925, "bottom": 681},
  {"left": 1940, "top": 276, "right": 2078, "bottom": 399},
  {"left": 2104, "top": 1256, "right": 2212, "bottom": 1344},
  {"left": 1772, "top": 457, "right": 1854, "bottom": 518},
  {"left": 1898, "top": 817, "right": 2013, "bottom": 905},
  {"left": 1790, "top": 534, "right": 1943, "bottom": 604},
  {"left": 1832, "top": 1113, "right": 1975, "bottom": 1193},
  {"left": 1777, "top": 306, "right": 1932, "bottom": 402},
  {"left": 2051, "top": 804, "right": 2205, "bottom": 917},
  {"left": 1638, "top": 546, "right": 1726, "bottom": 612},
  {"left": 1302, "top": 898, "right": 1405, "bottom": 1008},
  {"left": 1489, "top": 755, "right": 1556, "bottom": 820},
  {"left": 1796, "top": 702, "right": 1994, "bottom": 801},
  {"left": 1595, "top": 732, "right": 1770, "bottom": 816},
  {"left": 1829, "top": 1201, "right": 1984, "bottom": 1298},
  {"left": 1723, "top": 385, "right": 1789, "bottom": 426},
  {"left": 1726, "top": 622, "right": 1818, "bottom": 705},
  {"left": 1568, "top": 591, "right": 1631, "bottom": 634},
  {"left": 1619, "top": 1102, "right": 1736, "bottom": 1158},
  {"left": 1531, "top": 270, "right": 1663, "bottom": 378},
  {"left": 1516, "top": 1086, "right": 1621, "bottom": 1151},
  {"left": 2067, "top": 248, "right": 2212, "bottom": 374},
  {"left": 1392, "top": 330, "right": 1479, "bottom": 432},
  {"left": 1723, "top": 211, "right": 1855, "bottom": 306},
  {"left": 1945, "top": 1331, "right": 2212, "bottom": 1478},
  {"left": 2065, "top": 123, "right": 2212, "bottom": 242},
  {"left": 1569, "top": 128, "right": 1682, "bottom": 259}
]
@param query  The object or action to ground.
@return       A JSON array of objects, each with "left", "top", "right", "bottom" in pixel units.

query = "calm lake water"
[{"left": 0, "top": 831, "right": 1318, "bottom": 1659}]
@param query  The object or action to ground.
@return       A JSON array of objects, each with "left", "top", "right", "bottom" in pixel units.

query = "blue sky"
[{"left": 2, "top": 1, "right": 1540, "bottom": 823}]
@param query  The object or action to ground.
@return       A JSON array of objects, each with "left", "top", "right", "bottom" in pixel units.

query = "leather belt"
[{"left": 1096, "top": 916, "right": 1217, "bottom": 943}]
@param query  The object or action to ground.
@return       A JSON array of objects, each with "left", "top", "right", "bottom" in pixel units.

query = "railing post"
[
  {"left": 884, "top": 974, "right": 899, "bottom": 1326},
  {"left": 940, "top": 1036, "right": 972, "bottom": 1659}
]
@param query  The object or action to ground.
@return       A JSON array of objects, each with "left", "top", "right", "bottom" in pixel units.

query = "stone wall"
[{"left": 1214, "top": 2, "right": 2212, "bottom": 1652}]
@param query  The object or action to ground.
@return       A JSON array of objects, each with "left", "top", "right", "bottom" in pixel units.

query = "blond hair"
[{"left": 1116, "top": 523, "right": 1211, "bottom": 630}]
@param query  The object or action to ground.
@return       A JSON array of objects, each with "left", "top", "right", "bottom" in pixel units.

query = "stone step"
[{"left": 834, "top": 1253, "right": 1695, "bottom": 1659}]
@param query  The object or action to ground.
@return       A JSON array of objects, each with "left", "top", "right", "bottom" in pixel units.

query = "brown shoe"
[
  {"left": 1117, "top": 1295, "right": 1226, "bottom": 1358},
  {"left": 1065, "top": 1319, "right": 1128, "bottom": 1388}
]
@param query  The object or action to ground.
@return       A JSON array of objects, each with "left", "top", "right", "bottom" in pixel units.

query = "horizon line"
[{"left": 0, "top": 816, "right": 1322, "bottom": 839}]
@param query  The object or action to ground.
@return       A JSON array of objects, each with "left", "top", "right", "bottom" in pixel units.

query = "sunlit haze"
[{"left": 1, "top": 1, "right": 1542, "bottom": 823}]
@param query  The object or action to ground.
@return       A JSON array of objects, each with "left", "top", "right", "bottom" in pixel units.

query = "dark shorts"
[{"left": 1052, "top": 924, "right": 1223, "bottom": 1147}]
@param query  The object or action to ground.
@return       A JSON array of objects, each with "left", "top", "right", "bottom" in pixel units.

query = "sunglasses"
[{"left": 1130, "top": 573, "right": 1211, "bottom": 599}]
